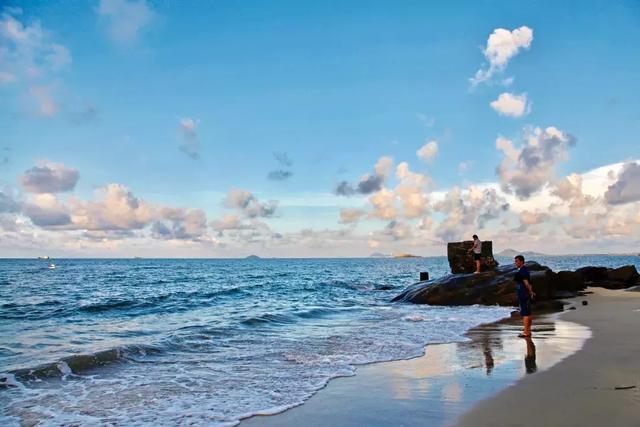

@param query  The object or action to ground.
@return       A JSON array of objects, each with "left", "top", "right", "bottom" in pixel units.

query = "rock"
[
  {"left": 447, "top": 240, "right": 498, "bottom": 274},
  {"left": 553, "top": 290, "right": 578, "bottom": 299},
  {"left": 419, "top": 272, "right": 429, "bottom": 281},
  {"left": 556, "top": 271, "right": 586, "bottom": 292},
  {"left": 582, "top": 300, "right": 588, "bottom": 306},
  {"left": 606, "top": 265, "right": 639, "bottom": 284},
  {"left": 574, "top": 266, "right": 608, "bottom": 283},
  {"left": 575, "top": 265, "right": 640, "bottom": 289},
  {"left": 392, "top": 261, "right": 549, "bottom": 306},
  {"left": 392, "top": 262, "right": 639, "bottom": 310}
]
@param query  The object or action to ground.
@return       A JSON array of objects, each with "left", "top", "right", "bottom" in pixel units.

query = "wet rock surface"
[
  {"left": 447, "top": 241, "right": 498, "bottom": 274},
  {"left": 392, "top": 262, "right": 640, "bottom": 308}
]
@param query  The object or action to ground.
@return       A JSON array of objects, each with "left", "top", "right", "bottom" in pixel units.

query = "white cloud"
[
  {"left": 517, "top": 210, "right": 550, "bottom": 231},
  {"left": 395, "top": 162, "right": 431, "bottom": 217},
  {"left": 433, "top": 186, "right": 509, "bottom": 241},
  {"left": 224, "top": 188, "right": 278, "bottom": 218},
  {"left": 152, "top": 208, "right": 208, "bottom": 241},
  {"left": 0, "top": 8, "right": 72, "bottom": 116},
  {"left": 0, "top": 188, "right": 20, "bottom": 213},
  {"left": 69, "top": 184, "right": 155, "bottom": 231},
  {"left": 550, "top": 173, "right": 596, "bottom": 217},
  {"left": 417, "top": 140, "right": 438, "bottom": 163},
  {"left": 368, "top": 188, "right": 396, "bottom": 220},
  {"left": 470, "top": 26, "right": 533, "bottom": 86},
  {"left": 0, "top": 8, "right": 72, "bottom": 80},
  {"left": 496, "top": 126, "right": 576, "bottom": 199},
  {"left": 604, "top": 162, "right": 640, "bottom": 205},
  {"left": 178, "top": 117, "right": 200, "bottom": 159},
  {"left": 21, "top": 161, "right": 79, "bottom": 193},
  {"left": 22, "top": 193, "right": 71, "bottom": 227},
  {"left": 339, "top": 208, "right": 365, "bottom": 225},
  {"left": 490, "top": 92, "right": 531, "bottom": 117},
  {"left": 374, "top": 156, "right": 394, "bottom": 179},
  {"left": 97, "top": 0, "right": 154, "bottom": 45},
  {"left": 336, "top": 156, "right": 393, "bottom": 196}
]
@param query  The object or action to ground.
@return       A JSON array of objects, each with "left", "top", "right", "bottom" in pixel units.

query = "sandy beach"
[
  {"left": 241, "top": 288, "right": 640, "bottom": 427},
  {"left": 456, "top": 287, "right": 640, "bottom": 427}
]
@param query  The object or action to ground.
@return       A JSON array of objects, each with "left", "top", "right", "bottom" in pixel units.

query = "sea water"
[{"left": 0, "top": 256, "right": 637, "bottom": 425}]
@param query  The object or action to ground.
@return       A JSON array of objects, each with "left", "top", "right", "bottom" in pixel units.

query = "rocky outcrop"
[
  {"left": 447, "top": 241, "right": 498, "bottom": 274},
  {"left": 555, "top": 271, "right": 586, "bottom": 292},
  {"left": 575, "top": 265, "right": 640, "bottom": 289},
  {"left": 392, "top": 261, "right": 552, "bottom": 306},
  {"left": 392, "top": 262, "right": 640, "bottom": 308}
]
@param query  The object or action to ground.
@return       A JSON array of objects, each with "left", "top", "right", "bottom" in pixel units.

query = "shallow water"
[{"left": 0, "top": 256, "right": 637, "bottom": 426}]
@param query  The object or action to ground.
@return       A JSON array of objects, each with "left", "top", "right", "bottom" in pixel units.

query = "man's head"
[
  {"left": 472, "top": 234, "right": 478, "bottom": 240},
  {"left": 514, "top": 255, "right": 525, "bottom": 268}
]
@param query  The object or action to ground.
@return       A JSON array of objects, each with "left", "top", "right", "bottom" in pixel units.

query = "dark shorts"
[
  {"left": 473, "top": 253, "right": 481, "bottom": 261},
  {"left": 518, "top": 295, "right": 532, "bottom": 317}
]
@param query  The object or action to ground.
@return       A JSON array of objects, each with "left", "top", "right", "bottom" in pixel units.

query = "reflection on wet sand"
[
  {"left": 241, "top": 314, "right": 591, "bottom": 427},
  {"left": 524, "top": 337, "right": 537, "bottom": 374}
]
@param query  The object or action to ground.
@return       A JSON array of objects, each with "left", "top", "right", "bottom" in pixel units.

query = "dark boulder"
[
  {"left": 606, "top": 265, "right": 639, "bottom": 284},
  {"left": 556, "top": 271, "right": 586, "bottom": 292},
  {"left": 574, "top": 266, "right": 608, "bottom": 283},
  {"left": 575, "top": 265, "right": 640, "bottom": 289},
  {"left": 392, "top": 261, "right": 550, "bottom": 307},
  {"left": 392, "top": 262, "right": 640, "bottom": 310},
  {"left": 553, "top": 290, "right": 578, "bottom": 299},
  {"left": 447, "top": 240, "right": 498, "bottom": 274}
]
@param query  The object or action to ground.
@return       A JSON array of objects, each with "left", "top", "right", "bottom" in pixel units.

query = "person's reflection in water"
[
  {"left": 524, "top": 337, "right": 537, "bottom": 374},
  {"left": 481, "top": 333, "right": 495, "bottom": 376}
]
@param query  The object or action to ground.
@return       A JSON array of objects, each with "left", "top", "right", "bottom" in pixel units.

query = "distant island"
[
  {"left": 369, "top": 252, "right": 391, "bottom": 258},
  {"left": 369, "top": 252, "right": 421, "bottom": 259},
  {"left": 245, "top": 255, "right": 261, "bottom": 260},
  {"left": 393, "top": 253, "right": 421, "bottom": 259},
  {"left": 496, "top": 248, "right": 548, "bottom": 257}
]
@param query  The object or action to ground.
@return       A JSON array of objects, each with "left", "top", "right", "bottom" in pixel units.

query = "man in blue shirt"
[{"left": 514, "top": 255, "right": 535, "bottom": 338}]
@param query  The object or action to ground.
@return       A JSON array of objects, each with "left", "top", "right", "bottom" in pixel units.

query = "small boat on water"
[
  {"left": 47, "top": 263, "right": 56, "bottom": 269},
  {"left": 38, "top": 256, "right": 50, "bottom": 260}
]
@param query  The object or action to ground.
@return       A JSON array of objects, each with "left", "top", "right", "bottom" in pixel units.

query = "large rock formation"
[
  {"left": 392, "top": 262, "right": 640, "bottom": 308},
  {"left": 447, "top": 240, "right": 498, "bottom": 274},
  {"left": 574, "top": 265, "right": 640, "bottom": 289}
]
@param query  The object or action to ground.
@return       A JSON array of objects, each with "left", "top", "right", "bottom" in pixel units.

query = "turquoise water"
[{"left": 0, "top": 256, "right": 637, "bottom": 425}]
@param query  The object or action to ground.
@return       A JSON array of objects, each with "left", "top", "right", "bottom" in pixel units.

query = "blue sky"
[{"left": 1, "top": 0, "right": 639, "bottom": 257}]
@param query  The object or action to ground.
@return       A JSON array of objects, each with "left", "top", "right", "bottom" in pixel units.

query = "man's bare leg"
[
  {"left": 522, "top": 316, "right": 532, "bottom": 336},
  {"left": 475, "top": 260, "right": 481, "bottom": 273}
]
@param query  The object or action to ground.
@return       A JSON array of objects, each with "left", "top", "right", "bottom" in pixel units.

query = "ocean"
[{"left": 1, "top": 255, "right": 638, "bottom": 426}]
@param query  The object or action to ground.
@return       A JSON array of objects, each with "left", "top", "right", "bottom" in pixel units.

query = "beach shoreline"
[
  {"left": 240, "top": 299, "right": 594, "bottom": 427},
  {"left": 454, "top": 287, "right": 640, "bottom": 427}
]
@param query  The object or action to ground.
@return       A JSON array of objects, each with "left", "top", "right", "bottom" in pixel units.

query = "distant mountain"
[
  {"left": 245, "top": 255, "right": 261, "bottom": 260},
  {"left": 496, "top": 248, "right": 548, "bottom": 257},
  {"left": 369, "top": 252, "right": 391, "bottom": 258}
]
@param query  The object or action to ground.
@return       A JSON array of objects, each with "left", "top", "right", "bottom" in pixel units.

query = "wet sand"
[
  {"left": 455, "top": 287, "right": 640, "bottom": 427},
  {"left": 241, "top": 304, "right": 591, "bottom": 426}
]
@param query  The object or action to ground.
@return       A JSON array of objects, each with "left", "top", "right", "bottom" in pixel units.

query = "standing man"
[
  {"left": 468, "top": 235, "right": 482, "bottom": 274},
  {"left": 514, "top": 255, "right": 535, "bottom": 338}
]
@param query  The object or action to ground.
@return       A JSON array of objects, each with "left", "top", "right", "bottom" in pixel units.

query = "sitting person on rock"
[
  {"left": 467, "top": 234, "right": 482, "bottom": 273},
  {"left": 514, "top": 255, "right": 535, "bottom": 338}
]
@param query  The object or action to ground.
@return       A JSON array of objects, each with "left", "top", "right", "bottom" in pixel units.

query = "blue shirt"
[{"left": 514, "top": 266, "right": 531, "bottom": 299}]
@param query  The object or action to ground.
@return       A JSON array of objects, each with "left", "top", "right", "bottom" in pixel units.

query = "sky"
[{"left": 1, "top": 0, "right": 639, "bottom": 257}]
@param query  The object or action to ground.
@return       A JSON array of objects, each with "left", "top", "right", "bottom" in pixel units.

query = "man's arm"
[{"left": 523, "top": 279, "right": 535, "bottom": 298}]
